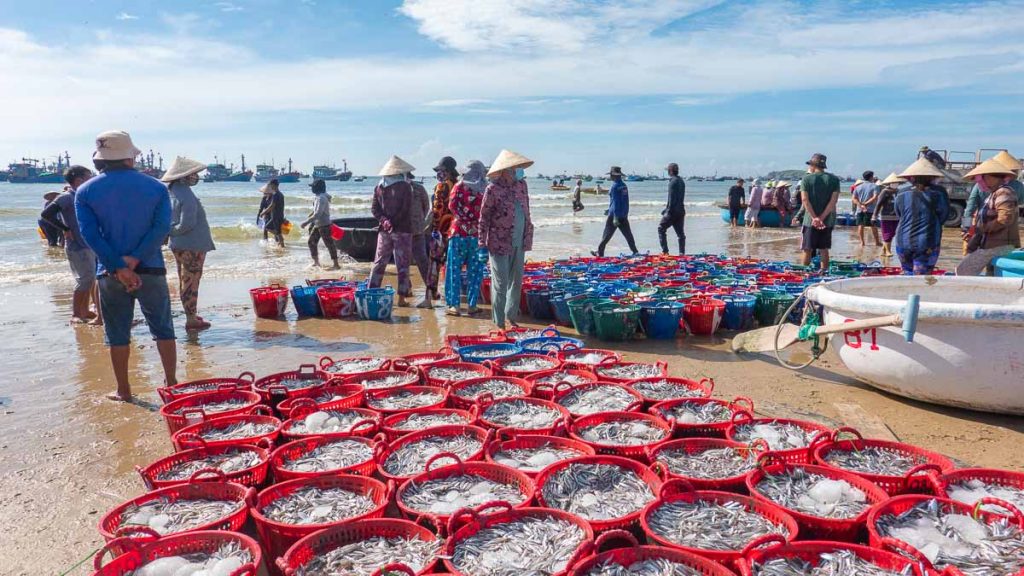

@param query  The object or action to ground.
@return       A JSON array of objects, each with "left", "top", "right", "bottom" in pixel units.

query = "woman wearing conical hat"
[
  {"left": 872, "top": 173, "right": 904, "bottom": 257},
  {"left": 162, "top": 156, "right": 215, "bottom": 330},
  {"left": 479, "top": 149, "right": 534, "bottom": 329},
  {"left": 368, "top": 155, "right": 415, "bottom": 306},
  {"left": 963, "top": 150, "right": 1023, "bottom": 243},
  {"left": 956, "top": 159, "right": 1020, "bottom": 276},
  {"left": 891, "top": 158, "right": 950, "bottom": 275}
]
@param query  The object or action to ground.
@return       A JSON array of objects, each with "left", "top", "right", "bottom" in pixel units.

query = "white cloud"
[
  {"left": 115, "top": 12, "right": 138, "bottom": 21},
  {"left": 423, "top": 99, "right": 491, "bottom": 107},
  {"left": 213, "top": 2, "right": 244, "bottom": 13}
]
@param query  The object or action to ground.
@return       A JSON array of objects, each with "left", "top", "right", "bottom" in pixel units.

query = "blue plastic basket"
[
  {"left": 519, "top": 336, "right": 585, "bottom": 353},
  {"left": 719, "top": 294, "right": 756, "bottom": 331},
  {"left": 526, "top": 288, "right": 556, "bottom": 320},
  {"left": 457, "top": 342, "right": 522, "bottom": 363},
  {"left": 639, "top": 301, "right": 683, "bottom": 339},
  {"left": 290, "top": 285, "right": 322, "bottom": 317},
  {"left": 355, "top": 286, "right": 395, "bottom": 320}
]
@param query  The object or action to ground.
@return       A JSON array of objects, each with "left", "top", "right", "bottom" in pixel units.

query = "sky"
[{"left": 1, "top": 0, "right": 1023, "bottom": 178}]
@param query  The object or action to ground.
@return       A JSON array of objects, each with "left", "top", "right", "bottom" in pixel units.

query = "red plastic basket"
[
  {"left": 745, "top": 459, "right": 889, "bottom": 542},
  {"left": 375, "top": 424, "right": 493, "bottom": 482},
  {"left": 279, "top": 403, "right": 380, "bottom": 440},
  {"left": 534, "top": 455, "right": 663, "bottom": 533},
  {"left": 931, "top": 468, "right": 1024, "bottom": 512},
  {"left": 503, "top": 325, "right": 560, "bottom": 341},
  {"left": 381, "top": 407, "right": 478, "bottom": 441},
  {"left": 92, "top": 530, "right": 261, "bottom": 576},
  {"left": 626, "top": 376, "right": 714, "bottom": 408},
  {"left": 569, "top": 411, "right": 672, "bottom": 462},
  {"left": 172, "top": 412, "right": 281, "bottom": 451},
  {"left": 726, "top": 410, "right": 832, "bottom": 465},
  {"left": 274, "top": 383, "right": 365, "bottom": 419},
  {"left": 316, "top": 285, "right": 357, "bottom": 318},
  {"left": 253, "top": 474, "right": 391, "bottom": 562},
  {"left": 811, "top": 427, "right": 954, "bottom": 496},
  {"left": 98, "top": 479, "right": 254, "bottom": 542},
  {"left": 592, "top": 360, "right": 668, "bottom": 384},
  {"left": 396, "top": 454, "right": 536, "bottom": 533},
  {"left": 557, "top": 348, "right": 622, "bottom": 369},
  {"left": 277, "top": 518, "right": 440, "bottom": 576},
  {"left": 485, "top": 434, "right": 597, "bottom": 478},
  {"left": 486, "top": 353, "right": 563, "bottom": 377},
  {"left": 251, "top": 284, "right": 289, "bottom": 319},
  {"left": 476, "top": 395, "right": 571, "bottom": 436},
  {"left": 566, "top": 530, "right": 734, "bottom": 576},
  {"left": 252, "top": 364, "right": 329, "bottom": 407},
  {"left": 159, "top": 390, "right": 263, "bottom": 435},
  {"left": 156, "top": 371, "right": 256, "bottom": 404},
  {"left": 446, "top": 332, "right": 510, "bottom": 350},
  {"left": 318, "top": 355, "right": 392, "bottom": 378},
  {"left": 735, "top": 539, "right": 939, "bottom": 576},
  {"left": 683, "top": 297, "right": 726, "bottom": 335},
  {"left": 364, "top": 385, "right": 449, "bottom": 416},
  {"left": 270, "top": 435, "right": 378, "bottom": 480},
  {"left": 136, "top": 443, "right": 270, "bottom": 490},
  {"left": 640, "top": 480, "right": 799, "bottom": 564},
  {"left": 525, "top": 369, "right": 599, "bottom": 400},
  {"left": 422, "top": 361, "right": 493, "bottom": 388},
  {"left": 344, "top": 369, "right": 421, "bottom": 391},
  {"left": 650, "top": 396, "right": 753, "bottom": 438},
  {"left": 648, "top": 438, "right": 768, "bottom": 494},
  {"left": 552, "top": 382, "right": 645, "bottom": 418},
  {"left": 401, "top": 348, "right": 460, "bottom": 367},
  {"left": 448, "top": 376, "right": 533, "bottom": 410}
]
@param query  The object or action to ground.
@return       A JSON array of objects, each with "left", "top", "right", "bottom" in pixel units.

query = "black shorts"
[
  {"left": 801, "top": 226, "right": 834, "bottom": 251},
  {"left": 856, "top": 212, "right": 873, "bottom": 226},
  {"left": 729, "top": 205, "right": 742, "bottom": 220}
]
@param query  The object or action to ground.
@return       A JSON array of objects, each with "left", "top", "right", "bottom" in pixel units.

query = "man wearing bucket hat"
[
  {"left": 75, "top": 130, "right": 177, "bottom": 402},
  {"left": 369, "top": 155, "right": 415, "bottom": 306},
  {"left": 593, "top": 166, "right": 639, "bottom": 257},
  {"left": 798, "top": 153, "right": 841, "bottom": 271},
  {"left": 892, "top": 157, "right": 950, "bottom": 275},
  {"left": 162, "top": 157, "right": 215, "bottom": 330},
  {"left": 957, "top": 158, "right": 1020, "bottom": 276}
]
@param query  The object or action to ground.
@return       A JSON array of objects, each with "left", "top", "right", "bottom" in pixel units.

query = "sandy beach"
[{"left": 1, "top": 220, "right": 1021, "bottom": 575}]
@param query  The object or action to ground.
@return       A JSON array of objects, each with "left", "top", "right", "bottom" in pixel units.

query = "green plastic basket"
[
  {"left": 592, "top": 302, "right": 641, "bottom": 341},
  {"left": 755, "top": 292, "right": 796, "bottom": 326},
  {"left": 568, "top": 297, "right": 611, "bottom": 336}
]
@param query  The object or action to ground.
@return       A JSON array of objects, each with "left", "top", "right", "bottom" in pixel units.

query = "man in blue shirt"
[
  {"left": 75, "top": 130, "right": 177, "bottom": 402},
  {"left": 592, "top": 166, "right": 639, "bottom": 257},
  {"left": 852, "top": 170, "right": 882, "bottom": 247}
]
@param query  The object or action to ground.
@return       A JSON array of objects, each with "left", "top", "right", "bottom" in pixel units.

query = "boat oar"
[{"left": 731, "top": 294, "right": 920, "bottom": 354}]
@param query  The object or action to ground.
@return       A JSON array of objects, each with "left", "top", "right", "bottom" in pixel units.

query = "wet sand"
[{"left": 1, "top": 223, "right": 1019, "bottom": 575}]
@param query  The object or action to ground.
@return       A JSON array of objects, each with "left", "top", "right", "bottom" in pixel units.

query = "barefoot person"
[
  {"left": 428, "top": 156, "right": 458, "bottom": 301},
  {"left": 407, "top": 171, "right": 434, "bottom": 308},
  {"left": 75, "top": 130, "right": 176, "bottom": 401},
  {"left": 873, "top": 173, "right": 904, "bottom": 257},
  {"left": 745, "top": 178, "right": 763, "bottom": 229},
  {"left": 799, "top": 153, "right": 841, "bottom": 272},
  {"left": 892, "top": 158, "right": 950, "bottom": 275},
  {"left": 162, "top": 157, "right": 215, "bottom": 330},
  {"left": 727, "top": 179, "right": 745, "bottom": 228},
  {"left": 658, "top": 163, "right": 687, "bottom": 253},
  {"left": 369, "top": 156, "right": 415, "bottom": 307},
  {"left": 257, "top": 178, "right": 285, "bottom": 247},
  {"left": 445, "top": 159, "right": 487, "bottom": 316},
  {"left": 852, "top": 170, "right": 882, "bottom": 247},
  {"left": 593, "top": 166, "right": 639, "bottom": 256},
  {"left": 302, "top": 179, "right": 340, "bottom": 269}
]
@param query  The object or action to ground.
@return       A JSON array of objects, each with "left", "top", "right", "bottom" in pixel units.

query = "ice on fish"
[
  {"left": 155, "top": 449, "right": 262, "bottom": 482},
  {"left": 541, "top": 463, "right": 654, "bottom": 521},
  {"left": 655, "top": 447, "right": 756, "bottom": 480},
  {"left": 535, "top": 372, "right": 592, "bottom": 386},
  {"left": 451, "top": 514, "right": 587, "bottom": 576},
  {"left": 382, "top": 434, "right": 484, "bottom": 477},
  {"left": 631, "top": 380, "right": 702, "bottom": 401},
  {"left": 493, "top": 444, "right": 586, "bottom": 473},
  {"left": 946, "top": 478, "right": 1024, "bottom": 513},
  {"left": 561, "top": 351, "right": 615, "bottom": 366},
  {"left": 126, "top": 541, "right": 252, "bottom": 576},
  {"left": 261, "top": 486, "right": 375, "bottom": 525},
  {"left": 823, "top": 446, "right": 926, "bottom": 476},
  {"left": 658, "top": 402, "right": 731, "bottom": 425},
  {"left": 367, "top": 390, "right": 444, "bottom": 411},
  {"left": 322, "top": 358, "right": 387, "bottom": 374},
  {"left": 453, "top": 379, "right": 524, "bottom": 401},
  {"left": 577, "top": 420, "right": 667, "bottom": 446},
  {"left": 585, "top": 558, "right": 704, "bottom": 576},
  {"left": 120, "top": 497, "right": 243, "bottom": 536},
  {"left": 752, "top": 549, "right": 914, "bottom": 575},
  {"left": 648, "top": 500, "right": 788, "bottom": 551},
  {"left": 401, "top": 474, "right": 526, "bottom": 516},
  {"left": 294, "top": 536, "right": 439, "bottom": 576},
  {"left": 282, "top": 439, "right": 374, "bottom": 473},
  {"left": 756, "top": 468, "right": 868, "bottom": 519},
  {"left": 290, "top": 410, "right": 369, "bottom": 434},
  {"left": 483, "top": 400, "right": 562, "bottom": 429},
  {"left": 392, "top": 411, "right": 470, "bottom": 431},
  {"left": 557, "top": 385, "right": 635, "bottom": 416},
  {"left": 731, "top": 422, "right": 814, "bottom": 451}
]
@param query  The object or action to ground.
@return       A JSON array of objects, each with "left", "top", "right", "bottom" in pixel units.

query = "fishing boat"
[
  {"left": 550, "top": 184, "right": 570, "bottom": 191},
  {"left": 204, "top": 155, "right": 253, "bottom": 182},
  {"left": 330, "top": 217, "right": 378, "bottom": 262},
  {"left": 718, "top": 205, "right": 784, "bottom": 227},
  {"left": 625, "top": 174, "right": 645, "bottom": 182},
  {"left": 582, "top": 185, "right": 606, "bottom": 195},
  {"left": 312, "top": 159, "right": 353, "bottom": 182},
  {"left": 254, "top": 159, "right": 300, "bottom": 183},
  {"left": 7, "top": 153, "right": 69, "bottom": 183},
  {"left": 352, "top": 176, "right": 366, "bottom": 182},
  {"left": 805, "top": 276, "right": 1024, "bottom": 415},
  {"left": 0, "top": 170, "right": 7, "bottom": 182},
  {"left": 278, "top": 159, "right": 301, "bottom": 183},
  {"left": 137, "top": 150, "right": 164, "bottom": 180},
  {"left": 225, "top": 154, "right": 253, "bottom": 182}
]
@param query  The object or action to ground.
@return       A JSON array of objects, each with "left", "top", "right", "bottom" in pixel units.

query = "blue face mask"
[
  {"left": 514, "top": 168, "right": 526, "bottom": 182},
  {"left": 381, "top": 175, "right": 405, "bottom": 188}
]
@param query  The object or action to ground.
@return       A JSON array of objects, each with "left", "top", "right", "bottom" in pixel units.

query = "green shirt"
[{"left": 800, "top": 171, "right": 841, "bottom": 228}]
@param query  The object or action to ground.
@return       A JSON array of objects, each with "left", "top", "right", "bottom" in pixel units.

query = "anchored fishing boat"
[
  {"left": 204, "top": 155, "right": 253, "bottom": 182},
  {"left": 7, "top": 152, "right": 69, "bottom": 183},
  {"left": 255, "top": 158, "right": 301, "bottom": 183},
  {"left": 313, "top": 159, "right": 352, "bottom": 182}
]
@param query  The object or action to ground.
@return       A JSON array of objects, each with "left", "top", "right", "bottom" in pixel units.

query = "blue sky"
[{"left": 1, "top": 0, "right": 1022, "bottom": 177}]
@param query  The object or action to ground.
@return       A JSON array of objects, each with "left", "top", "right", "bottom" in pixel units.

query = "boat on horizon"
[
  {"left": 138, "top": 150, "right": 165, "bottom": 180},
  {"left": 254, "top": 158, "right": 300, "bottom": 183},
  {"left": 352, "top": 176, "right": 366, "bottom": 182},
  {"left": 312, "top": 159, "right": 353, "bottom": 182},
  {"left": 7, "top": 152, "right": 69, "bottom": 184},
  {"left": 204, "top": 154, "right": 253, "bottom": 182}
]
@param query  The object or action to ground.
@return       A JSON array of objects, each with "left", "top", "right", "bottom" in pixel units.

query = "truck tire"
[{"left": 945, "top": 201, "right": 965, "bottom": 228}]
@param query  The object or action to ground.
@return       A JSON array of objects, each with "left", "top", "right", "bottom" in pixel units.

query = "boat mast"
[
  {"left": 288, "top": 158, "right": 293, "bottom": 173},
  {"left": 241, "top": 154, "right": 246, "bottom": 172}
]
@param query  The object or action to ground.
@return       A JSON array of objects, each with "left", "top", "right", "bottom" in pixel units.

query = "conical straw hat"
[
  {"left": 377, "top": 155, "right": 415, "bottom": 177},
  {"left": 963, "top": 158, "right": 1016, "bottom": 180},
  {"left": 160, "top": 156, "right": 207, "bottom": 182},
  {"left": 486, "top": 149, "right": 533, "bottom": 177},
  {"left": 992, "top": 150, "right": 1022, "bottom": 171},
  {"left": 880, "top": 172, "right": 904, "bottom": 186},
  {"left": 898, "top": 158, "right": 945, "bottom": 179}
]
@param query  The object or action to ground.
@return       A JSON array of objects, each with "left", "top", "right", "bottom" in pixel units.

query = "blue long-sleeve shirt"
[
  {"left": 75, "top": 168, "right": 171, "bottom": 275},
  {"left": 607, "top": 179, "right": 629, "bottom": 218},
  {"left": 893, "top": 184, "right": 950, "bottom": 252}
]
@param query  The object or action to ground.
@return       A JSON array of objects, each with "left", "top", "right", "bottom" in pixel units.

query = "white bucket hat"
[
  {"left": 486, "top": 149, "right": 533, "bottom": 178},
  {"left": 93, "top": 130, "right": 141, "bottom": 161},
  {"left": 378, "top": 155, "right": 415, "bottom": 177},
  {"left": 160, "top": 156, "right": 206, "bottom": 182},
  {"left": 898, "top": 158, "right": 946, "bottom": 179}
]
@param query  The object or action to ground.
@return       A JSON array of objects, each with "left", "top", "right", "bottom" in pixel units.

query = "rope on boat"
[{"left": 773, "top": 285, "right": 828, "bottom": 371}]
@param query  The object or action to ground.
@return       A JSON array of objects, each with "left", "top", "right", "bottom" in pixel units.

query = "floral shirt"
[
  {"left": 431, "top": 178, "right": 456, "bottom": 237},
  {"left": 448, "top": 181, "right": 484, "bottom": 238},
  {"left": 479, "top": 177, "right": 533, "bottom": 255}
]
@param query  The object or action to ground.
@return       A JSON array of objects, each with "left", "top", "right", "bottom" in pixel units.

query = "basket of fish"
[
  {"left": 648, "top": 438, "right": 768, "bottom": 493},
  {"left": 91, "top": 530, "right": 262, "bottom": 576},
  {"left": 279, "top": 404, "right": 381, "bottom": 440},
  {"left": 276, "top": 518, "right": 441, "bottom": 576},
  {"left": 344, "top": 369, "right": 422, "bottom": 391},
  {"left": 423, "top": 362, "right": 494, "bottom": 388},
  {"left": 736, "top": 539, "right": 938, "bottom": 576},
  {"left": 486, "top": 434, "right": 597, "bottom": 477},
  {"left": 626, "top": 377, "right": 713, "bottom": 407},
  {"left": 503, "top": 326, "right": 561, "bottom": 342},
  {"left": 726, "top": 411, "right": 832, "bottom": 465},
  {"left": 172, "top": 413, "right": 281, "bottom": 452},
  {"left": 252, "top": 364, "right": 330, "bottom": 407},
  {"left": 401, "top": 348, "right": 460, "bottom": 368},
  {"left": 486, "top": 353, "right": 563, "bottom": 377},
  {"left": 443, "top": 502, "right": 594, "bottom": 576},
  {"left": 866, "top": 495, "right": 1024, "bottom": 576},
  {"left": 447, "top": 332, "right": 510, "bottom": 351},
  {"left": 565, "top": 529, "right": 736, "bottom": 576},
  {"left": 252, "top": 474, "right": 391, "bottom": 561},
  {"left": 317, "top": 355, "right": 393, "bottom": 379},
  {"left": 449, "top": 376, "right": 533, "bottom": 410},
  {"left": 569, "top": 412, "right": 672, "bottom": 462},
  {"left": 650, "top": 397, "right": 753, "bottom": 438},
  {"left": 365, "top": 386, "right": 449, "bottom": 416},
  {"left": 519, "top": 335, "right": 585, "bottom": 353},
  {"left": 553, "top": 382, "right": 644, "bottom": 418},
  {"left": 156, "top": 372, "right": 256, "bottom": 404},
  {"left": 458, "top": 343, "right": 523, "bottom": 364},
  {"left": 98, "top": 478, "right": 254, "bottom": 542},
  {"left": 557, "top": 348, "right": 622, "bottom": 369},
  {"left": 159, "top": 390, "right": 264, "bottom": 435},
  {"left": 811, "top": 427, "right": 955, "bottom": 496},
  {"left": 137, "top": 443, "right": 270, "bottom": 490},
  {"left": 930, "top": 468, "right": 1024, "bottom": 515},
  {"left": 639, "top": 480, "right": 799, "bottom": 564},
  {"left": 270, "top": 435, "right": 378, "bottom": 480},
  {"left": 592, "top": 361, "right": 668, "bottom": 384},
  {"left": 395, "top": 454, "right": 535, "bottom": 530},
  {"left": 275, "top": 383, "right": 366, "bottom": 419},
  {"left": 535, "top": 455, "right": 662, "bottom": 532},
  {"left": 375, "top": 424, "right": 493, "bottom": 482},
  {"left": 382, "top": 407, "right": 479, "bottom": 441},
  {"left": 526, "top": 369, "right": 599, "bottom": 400},
  {"left": 745, "top": 458, "right": 889, "bottom": 542}
]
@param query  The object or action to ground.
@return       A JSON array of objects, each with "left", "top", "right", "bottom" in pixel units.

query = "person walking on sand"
[
  {"left": 593, "top": 166, "right": 639, "bottom": 256},
  {"left": 258, "top": 178, "right": 285, "bottom": 247},
  {"left": 745, "top": 178, "right": 763, "bottom": 229},
  {"left": 428, "top": 156, "right": 458, "bottom": 301},
  {"left": 852, "top": 170, "right": 882, "bottom": 247},
  {"left": 480, "top": 150, "right": 534, "bottom": 329},
  {"left": 727, "top": 179, "right": 745, "bottom": 228},
  {"left": 302, "top": 179, "right": 339, "bottom": 269},
  {"left": 407, "top": 171, "right": 434, "bottom": 308},
  {"left": 75, "top": 130, "right": 176, "bottom": 402},
  {"left": 892, "top": 158, "right": 950, "bottom": 275},
  {"left": 799, "top": 153, "right": 841, "bottom": 272},
  {"left": 571, "top": 179, "right": 584, "bottom": 212},
  {"left": 40, "top": 165, "right": 102, "bottom": 324},
  {"left": 658, "top": 163, "right": 687, "bottom": 253},
  {"left": 162, "top": 157, "right": 215, "bottom": 330},
  {"left": 957, "top": 158, "right": 1020, "bottom": 275},
  {"left": 873, "top": 173, "right": 904, "bottom": 257},
  {"left": 445, "top": 160, "right": 487, "bottom": 316},
  {"left": 369, "top": 156, "right": 415, "bottom": 307}
]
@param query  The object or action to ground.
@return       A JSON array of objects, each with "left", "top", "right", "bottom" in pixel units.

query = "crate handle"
[
  {"left": 730, "top": 409, "right": 755, "bottom": 425},
  {"left": 237, "top": 371, "right": 257, "bottom": 383},
  {"left": 289, "top": 400, "right": 319, "bottom": 421},
  {"left": 113, "top": 525, "right": 162, "bottom": 539},
  {"left": 738, "top": 533, "right": 787, "bottom": 557},
  {"left": 371, "top": 563, "right": 417, "bottom": 576},
  {"left": 447, "top": 507, "right": 480, "bottom": 536},
  {"left": 425, "top": 452, "right": 462, "bottom": 472},
  {"left": 175, "top": 432, "right": 208, "bottom": 450},
  {"left": 698, "top": 377, "right": 715, "bottom": 396},
  {"left": 831, "top": 426, "right": 864, "bottom": 443},
  {"left": 189, "top": 467, "right": 228, "bottom": 483},
  {"left": 974, "top": 497, "right": 1024, "bottom": 527},
  {"left": 92, "top": 532, "right": 153, "bottom": 571},
  {"left": 650, "top": 460, "right": 670, "bottom": 481},
  {"left": 905, "top": 463, "right": 943, "bottom": 480},
  {"left": 249, "top": 405, "right": 272, "bottom": 416},
  {"left": 730, "top": 396, "right": 755, "bottom": 414},
  {"left": 135, "top": 464, "right": 153, "bottom": 490},
  {"left": 594, "top": 529, "right": 638, "bottom": 552},
  {"left": 878, "top": 537, "right": 936, "bottom": 569},
  {"left": 475, "top": 392, "right": 495, "bottom": 411},
  {"left": 660, "top": 478, "right": 696, "bottom": 498},
  {"left": 229, "top": 564, "right": 258, "bottom": 576},
  {"left": 318, "top": 356, "right": 334, "bottom": 370},
  {"left": 348, "top": 419, "right": 378, "bottom": 437}
]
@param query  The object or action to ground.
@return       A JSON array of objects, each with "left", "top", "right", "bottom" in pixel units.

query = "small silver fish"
[
  {"left": 585, "top": 558, "right": 704, "bottom": 576},
  {"left": 125, "top": 541, "right": 252, "bottom": 576},
  {"left": 392, "top": 412, "right": 471, "bottom": 432},
  {"left": 261, "top": 486, "right": 375, "bottom": 525},
  {"left": 492, "top": 445, "right": 586, "bottom": 473},
  {"left": 199, "top": 421, "right": 277, "bottom": 442},
  {"left": 630, "top": 380, "right": 702, "bottom": 401},
  {"left": 281, "top": 439, "right": 374, "bottom": 473},
  {"left": 483, "top": 400, "right": 562, "bottom": 430},
  {"left": 155, "top": 449, "right": 262, "bottom": 481},
  {"left": 453, "top": 379, "right": 524, "bottom": 401},
  {"left": 655, "top": 447, "right": 755, "bottom": 480},
  {"left": 400, "top": 474, "right": 526, "bottom": 516},
  {"left": 752, "top": 550, "right": 914, "bottom": 575},
  {"left": 557, "top": 385, "right": 635, "bottom": 416},
  {"left": 577, "top": 420, "right": 667, "bottom": 447},
  {"left": 173, "top": 398, "right": 249, "bottom": 415},
  {"left": 383, "top": 434, "right": 484, "bottom": 477},
  {"left": 823, "top": 446, "right": 926, "bottom": 477},
  {"left": 451, "top": 514, "right": 587, "bottom": 576},
  {"left": 541, "top": 462, "right": 654, "bottom": 521},
  {"left": 120, "top": 497, "right": 243, "bottom": 535},
  {"left": 756, "top": 468, "right": 868, "bottom": 519},
  {"left": 367, "top": 390, "right": 444, "bottom": 411},
  {"left": 322, "top": 357, "right": 388, "bottom": 374},
  {"left": 595, "top": 363, "right": 662, "bottom": 380},
  {"left": 647, "top": 500, "right": 788, "bottom": 551},
  {"left": 295, "top": 536, "right": 439, "bottom": 576}
]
